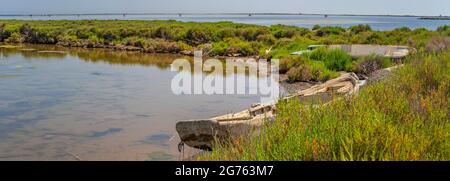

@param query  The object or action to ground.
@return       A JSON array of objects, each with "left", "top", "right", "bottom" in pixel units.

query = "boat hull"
[{"left": 176, "top": 73, "right": 361, "bottom": 150}]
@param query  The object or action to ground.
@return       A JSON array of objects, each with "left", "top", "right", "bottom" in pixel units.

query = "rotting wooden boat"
[{"left": 176, "top": 73, "right": 362, "bottom": 150}]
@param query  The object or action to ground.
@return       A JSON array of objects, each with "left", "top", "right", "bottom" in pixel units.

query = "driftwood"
[{"left": 176, "top": 73, "right": 361, "bottom": 150}]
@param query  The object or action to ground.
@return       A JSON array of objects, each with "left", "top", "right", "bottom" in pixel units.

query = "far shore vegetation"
[{"left": 1, "top": 20, "right": 449, "bottom": 83}]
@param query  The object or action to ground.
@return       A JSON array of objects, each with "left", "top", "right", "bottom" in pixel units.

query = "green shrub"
[
  {"left": 142, "top": 38, "right": 182, "bottom": 53},
  {"left": 309, "top": 61, "right": 339, "bottom": 81},
  {"left": 279, "top": 56, "right": 304, "bottom": 74},
  {"left": 370, "top": 32, "right": 387, "bottom": 44},
  {"left": 270, "top": 37, "right": 313, "bottom": 58},
  {"left": 101, "top": 30, "right": 118, "bottom": 42},
  {"left": 87, "top": 35, "right": 102, "bottom": 44},
  {"left": 324, "top": 48, "right": 353, "bottom": 71},
  {"left": 211, "top": 38, "right": 259, "bottom": 56},
  {"left": 287, "top": 65, "right": 313, "bottom": 82},
  {"left": 256, "top": 34, "right": 276, "bottom": 44},
  {"left": 281, "top": 47, "right": 351, "bottom": 82},
  {"left": 307, "top": 47, "right": 353, "bottom": 71},
  {"left": 176, "top": 41, "right": 193, "bottom": 51},
  {"left": 57, "top": 34, "right": 79, "bottom": 44},
  {"left": 352, "top": 54, "right": 391, "bottom": 75},
  {"left": 211, "top": 41, "right": 229, "bottom": 55},
  {"left": 312, "top": 25, "right": 321, "bottom": 30},
  {"left": 270, "top": 24, "right": 300, "bottom": 39},
  {"left": 215, "top": 28, "right": 236, "bottom": 40},
  {"left": 185, "top": 27, "right": 212, "bottom": 45},
  {"left": 318, "top": 35, "right": 349, "bottom": 45},
  {"left": 122, "top": 36, "right": 146, "bottom": 47},
  {"left": 350, "top": 24, "right": 372, "bottom": 34},
  {"left": 315, "top": 26, "right": 345, "bottom": 37},
  {"left": 0, "top": 23, "right": 9, "bottom": 41},
  {"left": 308, "top": 47, "right": 328, "bottom": 61},
  {"left": 396, "top": 26, "right": 412, "bottom": 32},
  {"left": 425, "top": 36, "right": 450, "bottom": 54},
  {"left": 279, "top": 58, "right": 293, "bottom": 74},
  {"left": 283, "top": 56, "right": 339, "bottom": 82},
  {"left": 5, "top": 32, "right": 23, "bottom": 43},
  {"left": 238, "top": 27, "right": 259, "bottom": 41},
  {"left": 152, "top": 26, "right": 171, "bottom": 40}
]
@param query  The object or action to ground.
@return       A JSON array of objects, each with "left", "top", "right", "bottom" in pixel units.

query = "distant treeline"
[
  {"left": 419, "top": 17, "right": 450, "bottom": 20},
  {"left": 0, "top": 20, "right": 448, "bottom": 57},
  {"left": 0, "top": 20, "right": 448, "bottom": 82}
]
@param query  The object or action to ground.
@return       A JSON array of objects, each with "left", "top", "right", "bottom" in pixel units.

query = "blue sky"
[{"left": 1, "top": 0, "right": 448, "bottom": 16}]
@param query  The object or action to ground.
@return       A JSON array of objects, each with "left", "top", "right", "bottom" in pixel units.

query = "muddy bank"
[
  {"left": 365, "top": 65, "right": 402, "bottom": 85},
  {"left": 279, "top": 74, "right": 318, "bottom": 94}
]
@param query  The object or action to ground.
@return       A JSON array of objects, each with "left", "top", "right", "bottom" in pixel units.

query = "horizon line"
[{"left": 0, "top": 12, "right": 448, "bottom": 18}]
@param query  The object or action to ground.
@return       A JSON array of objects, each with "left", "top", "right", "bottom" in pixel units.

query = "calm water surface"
[
  {"left": 1, "top": 14, "right": 449, "bottom": 30},
  {"left": 0, "top": 45, "right": 278, "bottom": 160}
]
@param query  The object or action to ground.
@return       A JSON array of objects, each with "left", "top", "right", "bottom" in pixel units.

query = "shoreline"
[
  {"left": 419, "top": 17, "right": 450, "bottom": 20},
  {"left": 0, "top": 13, "right": 444, "bottom": 18},
  {"left": 0, "top": 20, "right": 446, "bottom": 58},
  {"left": 0, "top": 20, "right": 446, "bottom": 86}
]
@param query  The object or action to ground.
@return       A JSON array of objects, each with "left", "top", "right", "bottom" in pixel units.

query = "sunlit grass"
[{"left": 199, "top": 52, "right": 449, "bottom": 161}]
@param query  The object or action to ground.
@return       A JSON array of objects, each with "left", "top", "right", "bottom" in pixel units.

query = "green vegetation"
[
  {"left": 352, "top": 54, "right": 392, "bottom": 75},
  {"left": 306, "top": 47, "right": 353, "bottom": 71},
  {"left": 199, "top": 51, "right": 450, "bottom": 161},
  {"left": 280, "top": 48, "right": 389, "bottom": 82},
  {"left": 280, "top": 55, "right": 339, "bottom": 82},
  {"left": 0, "top": 20, "right": 448, "bottom": 82},
  {"left": 0, "top": 20, "right": 446, "bottom": 57}
]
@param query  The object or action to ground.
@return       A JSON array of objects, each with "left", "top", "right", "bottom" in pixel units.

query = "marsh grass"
[
  {"left": 0, "top": 20, "right": 448, "bottom": 82},
  {"left": 306, "top": 47, "right": 354, "bottom": 71},
  {"left": 199, "top": 52, "right": 450, "bottom": 161},
  {"left": 0, "top": 20, "right": 446, "bottom": 57}
]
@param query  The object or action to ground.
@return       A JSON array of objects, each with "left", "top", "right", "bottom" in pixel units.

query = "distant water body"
[{"left": 1, "top": 14, "right": 449, "bottom": 30}]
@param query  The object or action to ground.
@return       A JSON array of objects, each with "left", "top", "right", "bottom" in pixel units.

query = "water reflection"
[
  {"left": 0, "top": 44, "right": 277, "bottom": 160},
  {"left": 1, "top": 44, "right": 188, "bottom": 69}
]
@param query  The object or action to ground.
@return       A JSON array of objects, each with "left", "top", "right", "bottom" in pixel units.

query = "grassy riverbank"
[
  {"left": 198, "top": 51, "right": 449, "bottom": 161},
  {"left": 0, "top": 20, "right": 448, "bottom": 83},
  {"left": 0, "top": 20, "right": 448, "bottom": 57}
]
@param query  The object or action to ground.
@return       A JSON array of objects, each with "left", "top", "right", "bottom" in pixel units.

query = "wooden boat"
[{"left": 176, "top": 73, "right": 362, "bottom": 150}]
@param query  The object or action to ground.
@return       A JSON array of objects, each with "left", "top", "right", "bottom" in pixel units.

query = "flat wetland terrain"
[{"left": 0, "top": 19, "right": 449, "bottom": 160}]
